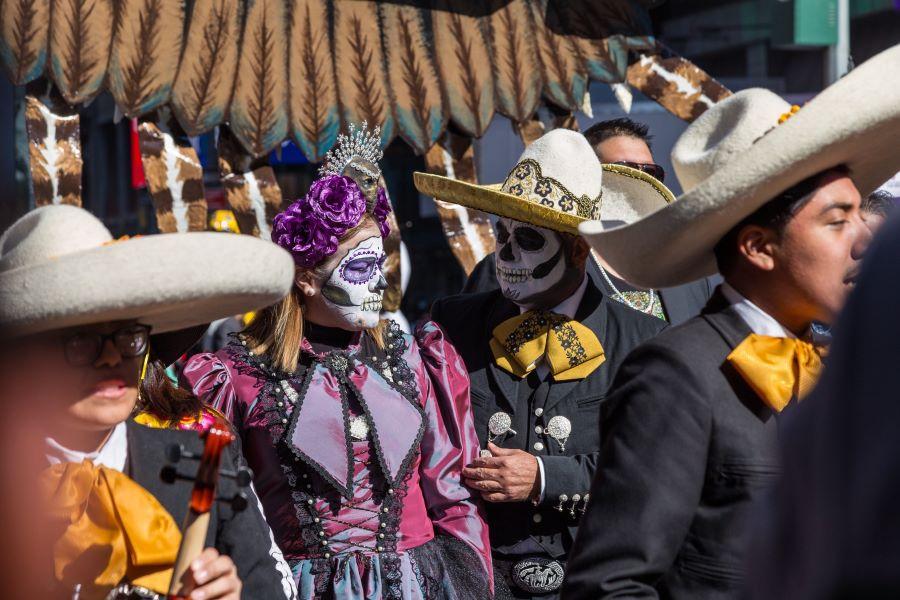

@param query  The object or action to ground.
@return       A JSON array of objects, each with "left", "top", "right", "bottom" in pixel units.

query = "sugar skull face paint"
[
  {"left": 495, "top": 217, "right": 567, "bottom": 310},
  {"left": 319, "top": 235, "right": 388, "bottom": 330}
]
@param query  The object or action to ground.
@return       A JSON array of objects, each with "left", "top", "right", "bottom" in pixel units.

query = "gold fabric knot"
[
  {"left": 727, "top": 334, "right": 824, "bottom": 413},
  {"left": 490, "top": 311, "right": 605, "bottom": 381},
  {"left": 42, "top": 460, "right": 182, "bottom": 598}
]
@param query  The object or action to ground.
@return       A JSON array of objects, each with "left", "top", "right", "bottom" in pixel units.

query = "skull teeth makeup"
[
  {"left": 497, "top": 265, "right": 532, "bottom": 284},
  {"left": 319, "top": 235, "right": 388, "bottom": 330}
]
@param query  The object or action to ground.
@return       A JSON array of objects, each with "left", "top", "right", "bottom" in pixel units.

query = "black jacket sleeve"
[
  {"left": 215, "top": 445, "right": 297, "bottom": 600},
  {"left": 539, "top": 453, "right": 598, "bottom": 509},
  {"left": 561, "top": 342, "right": 712, "bottom": 599}
]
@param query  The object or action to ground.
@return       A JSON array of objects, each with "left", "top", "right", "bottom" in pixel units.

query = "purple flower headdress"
[{"left": 271, "top": 123, "right": 392, "bottom": 268}]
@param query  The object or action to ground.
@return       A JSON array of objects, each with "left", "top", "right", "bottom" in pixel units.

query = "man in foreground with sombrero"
[
  {"left": 0, "top": 205, "right": 298, "bottom": 599},
  {"left": 562, "top": 44, "right": 900, "bottom": 599},
  {"left": 417, "top": 129, "right": 671, "bottom": 599}
]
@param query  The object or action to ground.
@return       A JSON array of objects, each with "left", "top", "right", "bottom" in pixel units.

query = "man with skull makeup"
[
  {"left": 417, "top": 129, "right": 672, "bottom": 599},
  {"left": 182, "top": 124, "right": 496, "bottom": 599}
]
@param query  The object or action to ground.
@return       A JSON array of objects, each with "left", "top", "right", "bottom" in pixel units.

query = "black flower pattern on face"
[
  {"left": 559, "top": 195, "right": 575, "bottom": 212},
  {"left": 534, "top": 180, "right": 552, "bottom": 197}
]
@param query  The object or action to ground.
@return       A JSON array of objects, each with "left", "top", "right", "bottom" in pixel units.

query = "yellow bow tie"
[
  {"left": 42, "top": 460, "right": 182, "bottom": 598},
  {"left": 727, "top": 334, "right": 825, "bottom": 413},
  {"left": 490, "top": 311, "right": 605, "bottom": 381}
]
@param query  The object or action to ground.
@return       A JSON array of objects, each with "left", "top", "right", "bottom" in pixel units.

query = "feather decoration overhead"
[
  {"left": 287, "top": 0, "right": 340, "bottom": 163},
  {"left": 423, "top": 133, "right": 496, "bottom": 275},
  {"left": 332, "top": 0, "right": 395, "bottom": 148},
  {"left": 25, "top": 94, "right": 82, "bottom": 206},
  {"left": 228, "top": 0, "right": 289, "bottom": 157},
  {"left": 107, "top": 0, "right": 184, "bottom": 117},
  {"left": 430, "top": 5, "right": 494, "bottom": 138},
  {"left": 217, "top": 128, "right": 284, "bottom": 239},
  {"left": 627, "top": 48, "right": 732, "bottom": 122},
  {"left": 485, "top": 1, "right": 543, "bottom": 124},
  {"left": 0, "top": 0, "right": 50, "bottom": 85},
  {"left": 138, "top": 114, "right": 207, "bottom": 233},
  {"left": 171, "top": 0, "right": 241, "bottom": 136},
  {"left": 48, "top": 0, "right": 113, "bottom": 104},
  {"left": 527, "top": 0, "right": 587, "bottom": 112},
  {"left": 379, "top": 4, "right": 445, "bottom": 155}
]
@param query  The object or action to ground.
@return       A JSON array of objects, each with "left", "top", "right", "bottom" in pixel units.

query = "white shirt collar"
[
  {"left": 519, "top": 274, "right": 588, "bottom": 319},
  {"left": 45, "top": 420, "right": 128, "bottom": 472},
  {"left": 721, "top": 282, "right": 795, "bottom": 339}
]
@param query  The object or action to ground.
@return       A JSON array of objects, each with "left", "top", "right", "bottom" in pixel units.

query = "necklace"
[{"left": 592, "top": 250, "right": 658, "bottom": 315}]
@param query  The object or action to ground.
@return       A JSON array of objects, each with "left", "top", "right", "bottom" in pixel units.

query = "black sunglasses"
[
  {"left": 62, "top": 324, "right": 152, "bottom": 367},
  {"left": 612, "top": 161, "right": 665, "bottom": 184}
]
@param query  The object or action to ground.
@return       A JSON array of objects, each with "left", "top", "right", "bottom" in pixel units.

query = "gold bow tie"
[
  {"left": 490, "top": 311, "right": 605, "bottom": 381},
  {"left": 727, "top": 334, "right": 825, "bottom": 413},
  {"left": 42, "top": 460, "right": 182, "bottom": 598}
]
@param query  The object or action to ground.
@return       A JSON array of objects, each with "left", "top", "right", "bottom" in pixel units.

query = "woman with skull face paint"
[{"left": 181, "top": 124, "right": 495, "bottom": 600}]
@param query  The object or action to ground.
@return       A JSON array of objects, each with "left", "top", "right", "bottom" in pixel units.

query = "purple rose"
[
  {"left": 307, "top": 175, "right": 366, "bottom": 229},
  {"left": 272, "top": 174, "right": 392, "bottom": 267}
]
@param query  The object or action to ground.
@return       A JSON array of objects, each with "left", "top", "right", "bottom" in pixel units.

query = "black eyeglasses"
[
  {"left": 612, "top": 161, "right": 666, "bottom": 184},
  {"left": 62, "top": 324, "right": 152, "bottom": 367}
]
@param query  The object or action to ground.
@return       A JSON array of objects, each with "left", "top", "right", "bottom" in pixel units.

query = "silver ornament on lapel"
[
  {"left": 349, "top": 415, "right": 370, "bottom": 440},
  {"left": 545, "top": 415, "right": 572, "bottom": 452},
  {"left": 488, "top": 411, "right": 516, "bottom": 444}
]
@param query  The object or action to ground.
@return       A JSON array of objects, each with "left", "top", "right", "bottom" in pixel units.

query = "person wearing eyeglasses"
[{"left": 0, "top": 205, "right": 298, "bottom": 600}]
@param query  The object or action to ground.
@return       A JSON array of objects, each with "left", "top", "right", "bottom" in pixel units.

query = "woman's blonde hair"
[{"left": 242, "top": 215, "right": 386, "bottom": 372}]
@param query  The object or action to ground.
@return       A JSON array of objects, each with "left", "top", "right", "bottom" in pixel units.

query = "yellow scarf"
[
  {"left": 42, "top": 460, "right": 182, "bottom": 598},
  {"left": 490, "top": 311, "right": 605, "bottom": 381},
  {"left": 727, "top": 334, "right": 825, "bottom": 412}
]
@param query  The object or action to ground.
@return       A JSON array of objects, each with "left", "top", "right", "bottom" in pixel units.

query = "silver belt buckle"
[{"left": 512, "top": 557, "right": 565, "bottom": 594}]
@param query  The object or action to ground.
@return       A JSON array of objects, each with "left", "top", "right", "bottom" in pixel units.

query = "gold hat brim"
[
  {"left": 413, "top": 163, "right": 673, "bottom": 235},
  {"left": 413, "top": 173, "right": 586, "bottom": 235}
]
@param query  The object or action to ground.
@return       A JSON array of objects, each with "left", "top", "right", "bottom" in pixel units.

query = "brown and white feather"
[
  {"left": 228, "top": 0, "right": 289, "bottom": 157},
  {"left": 171, "top": 0, "right": 241, "bottom": 136}
]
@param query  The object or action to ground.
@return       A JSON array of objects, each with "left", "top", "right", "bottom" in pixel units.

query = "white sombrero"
[
  {"left": 580, "top": 43, "right": 900, "bottom": 289},
  {"left": 0, "top": 204, "right": 294, "bottom": 337},
  {"left": 414, "top": 129, "right": 673, "bottom": 235}
]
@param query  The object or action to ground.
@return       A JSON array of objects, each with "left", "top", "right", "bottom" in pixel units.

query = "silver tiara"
[{"left": 319, "top": 121, "right": 383, "bottom": 178}]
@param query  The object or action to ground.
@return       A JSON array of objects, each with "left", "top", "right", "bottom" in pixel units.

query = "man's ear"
[
  {"left": 736, "top": 225, "right": 777, "bottom": 272},
  {"left": 295, "top": 268, "right": 317, "bottom": 298},
  {"left": 568, "top": 235, "right": 591, "bottom": 266}
]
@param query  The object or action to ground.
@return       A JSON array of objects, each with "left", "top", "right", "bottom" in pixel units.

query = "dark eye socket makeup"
[{"left": 514, "top": 226, "right": 546, "bottom": 252}]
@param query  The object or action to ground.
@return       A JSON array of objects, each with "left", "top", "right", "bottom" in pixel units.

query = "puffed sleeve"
[
  {"left": 180, "top": 351, "right": 245, "bottom": 430},
  {"left": 414, "top": 320, "right": 494, "bottom": 592}
]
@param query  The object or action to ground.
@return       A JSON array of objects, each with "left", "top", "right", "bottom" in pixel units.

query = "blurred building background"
[{"left": 1, "top": 0, "right": 898, "bottom": 322}]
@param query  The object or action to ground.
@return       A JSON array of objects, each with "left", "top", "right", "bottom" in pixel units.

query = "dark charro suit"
[
  {"left": 561, "top": 292, "right": 782, "bottom": 600},
  {"left": 462, "top": 252, "right": 719, "bottom": 326},
  {"left": 51, "top": 420, "right": 294, "bottom": 599},
  {"left": 431, "top": 279, "right": 666, "bottom": 599}
]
